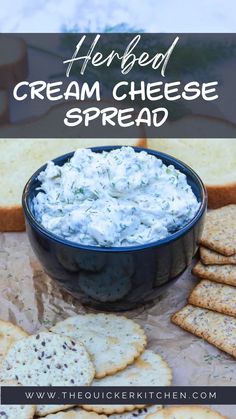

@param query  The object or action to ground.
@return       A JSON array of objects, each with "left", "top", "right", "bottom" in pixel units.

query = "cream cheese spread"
[{"left": 33, "top": 147, "right": 200, "bottom": 247}]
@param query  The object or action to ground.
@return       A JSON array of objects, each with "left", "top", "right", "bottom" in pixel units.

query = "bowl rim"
[{"left": 22, "top": 145, "right": 207, "bottom": 253}]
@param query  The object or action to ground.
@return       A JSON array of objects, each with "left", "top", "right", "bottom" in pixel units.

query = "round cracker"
[
  {"left": 79, "top": 255, "right": 134, "bottom": 302},
  {"left": 82, "top": 350, "right": 172, "bottom": 414},
  {"left": 50, "top": 314, "right": 147, "bottom": 378},
  {"left": 0, "top": 379, "right": 35, "bottom": 419},
  {"left": 0, "top": 331, "right": 95, "bottom": 417},
  {"left": 37, "top": 405, "right": 75, "bottom": 417},
  {"left": 79, "top": 269, "right": 132, "bottom": 302},
  {"left": 74, "top": 253, "right": 107, "bottom": 272},
  {"left": 146, "top": 406, "right": 226, "bottom": 419},
  {"left": 44, "top": 406, "right": 162, "bottom": 419},
  {"left": 109, "top": 406, "right": 163, "bottom": 418},
  {"left": 56, "top": 248, "right": 106, "bottom": 273},
  {"left": 44, "top": 407, "right": 107, "bottom": 418},
  {"left": 146, "top": 412, "right": 165, "bottom": 419},
  {"left": 0, "top": 319, "right": 28, "bottom": 364}
]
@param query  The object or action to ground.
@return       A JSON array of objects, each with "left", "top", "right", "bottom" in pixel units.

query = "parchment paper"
[{"left": 0, "top": 232, "right": 235, "bottom": 418}]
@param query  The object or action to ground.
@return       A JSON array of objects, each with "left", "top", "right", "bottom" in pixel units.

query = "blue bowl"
[{"left": 22, "top": 146, "right": 207, "bottom": 311}]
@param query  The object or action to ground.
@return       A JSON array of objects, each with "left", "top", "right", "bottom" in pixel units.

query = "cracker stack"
[{"left": 172, "top": 205, "right": 236, "bottom": 359}]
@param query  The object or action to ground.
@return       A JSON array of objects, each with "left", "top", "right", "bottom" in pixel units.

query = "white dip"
[{"left": 33, "top": 147, "right": 200, "bottom": 247}]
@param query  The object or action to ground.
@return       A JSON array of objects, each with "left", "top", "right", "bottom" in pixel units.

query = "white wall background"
[{"left": 0, "top": 0, "right": 235, "bottom": 32}]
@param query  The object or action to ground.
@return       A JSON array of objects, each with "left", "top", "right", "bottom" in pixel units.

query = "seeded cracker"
[
  {"left": 200, "top": 205, "right": 236, "bottom": 256},
  {"left": 0, "top": 331, "right": 95, "bottom": 416},
  {"left": 0, "top": 380, "right": 36, "bottom": 419},
  {"left": 192, "top": 260, "right": 236, "bottom": 286},
  {"left": 79, "top": 268, "right": 132, "bottom": 302},
  {"left": 200, "top": 246, "right": 236, "bottom": 265},
  {"left": 50, "top": 314, "right": 147, "bottom": 378},
  {"left": 188, "top": 279, "right": 236, "bottom": 317},
  {"left": 44, "top": 406, "right": 162, "bottom": 419},
  {"left": 109, "top": 406, "right": 163, "bottom": 418},
  {"left": 0, "top": 320, "right": 28, "bottom": 364},
  {"left": 146, "top": 406, "right": 226, "bottom": 418},
  {"left": 146, "top": 411, "right": 164, "bottom": 419},
  {"left": 44, "top": 408, "right": 107, "bottom": 418},
  {"left": 82, "top": 350, "right": 171, "bottom": 414},
  {"left": 171, "top": 305, "right": 236, "bottom": 358}
]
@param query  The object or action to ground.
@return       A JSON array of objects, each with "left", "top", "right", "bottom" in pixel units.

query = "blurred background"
[{"left": 0, "top": 0, "right": 236, "bottom": 33}]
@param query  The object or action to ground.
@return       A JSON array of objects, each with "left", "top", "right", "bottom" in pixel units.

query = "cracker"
[
  {"left": 79, "top": 256, "right": 134, "bottom": 302},
  {"left": 200, "top": 205, "right": 236, "bottom": 256},
  {"left": 79, "top": 268, "right": 132, "bottom": 302},
  {"left": 0, "top": 320, "right": 28, "bottom": 364},
  {"left": 146, "top": 411, "right": 164, "bottom": 419},
  {"left": 50, "top": 314, "right": 147, "bottom": 378},
  {"left": 171, "top": 305, "right": 198, "bottom": 333},
  {"left": 171, "top": 304, "right": 236, "bottom": 358},
  {"left": 0, "top": 331, "right": 95, "bottom": 416},
  {"left": 37, "top": 405, "right": 75, "bottom": 417},
  {"left": 189, "top": 279, "right": 236, "bottom": 317},
  {"left": 44, "top": 408, "right": 107, "bottom": 418},
  {"left": 147, "top": 406, "right": 226, "bottom": 418},
  {"left": 200, "top": 246, "right": 236, "bottom": 265},
  {"left": 0, "top": 380, "right": 36, "bottom": 419},
  {"left": 109, "top": 406, "right": 163, "bottom": 418},
  {"left": 192, "top": 260, "right": 236, "bottom": 286},
  {"left": 44, "top": 407, "right": 162, "bottom": 419},
  {"left": 56, "top": 248, "right": 106, "bottom": 273},
  {"left": 82, "top": 350, "right": 172, "bottom": 414}
]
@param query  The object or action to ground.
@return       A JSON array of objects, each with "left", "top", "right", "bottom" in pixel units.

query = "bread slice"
[
  {"left": 148, "top": 117, "right": 236, "bottom": 209},
  {"left": 0, "top": 138, "right": 146, "bottom": 232},
  {"left": 0, "top": 35, "right": 28, "bottom": 89}
]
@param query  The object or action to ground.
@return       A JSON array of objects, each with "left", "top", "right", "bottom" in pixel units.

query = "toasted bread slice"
[
  {"left": 0, "top": 137, "right": 146, "bottom": 232},
  {"left": 148, "top": 117, "right": 236, "bottom": 209}
]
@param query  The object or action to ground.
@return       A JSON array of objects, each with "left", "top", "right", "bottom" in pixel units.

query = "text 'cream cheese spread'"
[{"left": 33, "top": 147, "right": 200, "bottom": 247}]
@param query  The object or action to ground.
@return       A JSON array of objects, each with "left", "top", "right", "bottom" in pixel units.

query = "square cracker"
[
  {"left": 192, "top": 260, "right": 236, "bottom": 286},
  {"left": 171, "top": 304, "right": 236, "bottom": 358},
  {"left": 200, "top": 246, "right": 236, "bottom": 265},
  {"left": 188, "top": 279, "right": 236, "bottom": 317},
  {"left": 200, "top": 205, "right": 236, "bottom": 256}
]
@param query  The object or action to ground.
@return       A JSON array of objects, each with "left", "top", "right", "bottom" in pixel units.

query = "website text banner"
[
  {"left": 1, "top": 386, "right": 235, "bottom": 405},
  {"left": 1, "top": 33, "right": 236, "bottom": 138}
]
